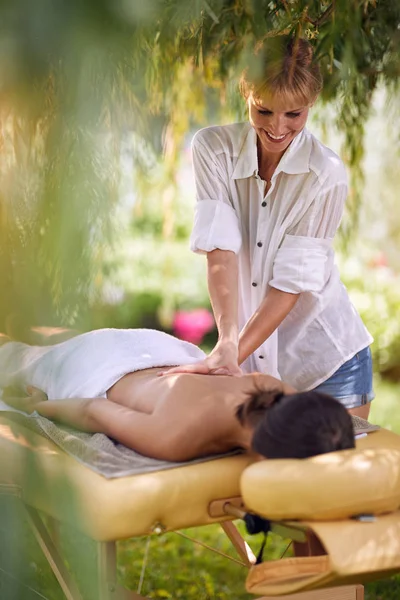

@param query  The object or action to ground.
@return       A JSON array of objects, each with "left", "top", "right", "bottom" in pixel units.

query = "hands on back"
[{"left": 158, "top": 339, "right": 242, "bottom": 377}]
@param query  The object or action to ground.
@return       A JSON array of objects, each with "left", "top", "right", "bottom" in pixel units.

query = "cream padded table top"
[
  {"left": 2, "top": 416, "right": 400, "bottom": 542},
  {"left": 0, "top": 416, "right": 254, "bottom": 541}
]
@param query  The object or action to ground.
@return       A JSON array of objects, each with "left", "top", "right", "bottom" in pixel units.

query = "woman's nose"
[{"left": 268, "top": 114, "right": 285, "bottom": 135}]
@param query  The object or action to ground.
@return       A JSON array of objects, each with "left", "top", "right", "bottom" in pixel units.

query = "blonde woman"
[{"left": 164, "top": 36, "right": 373, "bottom": 420}]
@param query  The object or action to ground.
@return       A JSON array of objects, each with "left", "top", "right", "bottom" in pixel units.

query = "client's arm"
[
  {"left": 4, "top": 387, "right": 102, "bottom": 433},
  {"left": 5, "top": 388, "right": 183, "bottom": 461}
]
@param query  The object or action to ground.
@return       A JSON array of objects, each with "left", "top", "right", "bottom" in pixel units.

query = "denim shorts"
[{"left": 312, "top": 347, "right": 374, "bottom": 409}]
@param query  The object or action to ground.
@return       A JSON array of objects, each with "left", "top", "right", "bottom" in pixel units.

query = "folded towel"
[
  {"left": 0, "top": 328, "right": 206, "bottom": 399},
  {"left": 351, "top": 415, "right": 380, "bottom": 435}
]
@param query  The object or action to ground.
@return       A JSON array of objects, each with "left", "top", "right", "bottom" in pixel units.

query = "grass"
[
  {"left": 1, "top": 378, "right": 400, "bottom": 599},
  {"left": 370, "top": 377, "right": 400, "bottom": 432}
]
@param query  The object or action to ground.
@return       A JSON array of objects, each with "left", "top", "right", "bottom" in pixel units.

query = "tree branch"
[{"left": 304, "top": 2, "right": 335, "bottom": 27}]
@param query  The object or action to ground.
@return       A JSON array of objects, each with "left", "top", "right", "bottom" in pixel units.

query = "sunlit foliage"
[{"left": 0, "top": 0, "right": 399, "bottom": 331}]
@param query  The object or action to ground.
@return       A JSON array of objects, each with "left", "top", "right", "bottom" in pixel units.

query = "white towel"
[{"left": 0, "top": 328, "right": 206, "bottom": 402}]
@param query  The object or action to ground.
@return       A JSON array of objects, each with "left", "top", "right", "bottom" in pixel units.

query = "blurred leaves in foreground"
[{"left": 1, "top": 0, "right": 400, "bottom": 331}]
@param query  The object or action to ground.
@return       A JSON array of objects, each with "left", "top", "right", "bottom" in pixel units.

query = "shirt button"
[
  {"left": 257, "top": 242, "right": 263, "bottom": 247},
  {"left": 261, "top": 201, "right": 267, "bottom": 207},
  {"left": 252, "top": 282, "right": 257, "bottom": 287},
  {"left": 259, "top": 355, "right": 264, "bottom": 359}
]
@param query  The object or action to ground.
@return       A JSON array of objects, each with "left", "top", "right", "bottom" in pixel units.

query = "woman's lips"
[{"left": 265, "top": 131, "right": 290, "bottom": 143}]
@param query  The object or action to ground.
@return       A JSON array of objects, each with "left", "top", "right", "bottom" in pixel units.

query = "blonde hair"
[{"left": 240, "top": 36, "right": 322, "bottom": 106}]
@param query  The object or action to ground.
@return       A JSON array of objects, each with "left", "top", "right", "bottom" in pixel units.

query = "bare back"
[{"left": 107, "top": 369, "right": 286, "bottom": 458}]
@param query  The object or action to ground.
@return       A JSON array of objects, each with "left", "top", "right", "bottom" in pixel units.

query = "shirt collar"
[{"left": 231, "top": 124, "right": 311, "bottom": 180}]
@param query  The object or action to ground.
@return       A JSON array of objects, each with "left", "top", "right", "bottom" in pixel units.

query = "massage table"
[{"left": 1, "top": 415, "right": 400, "bottom": 600}]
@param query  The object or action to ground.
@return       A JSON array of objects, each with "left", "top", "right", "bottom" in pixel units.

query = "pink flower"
[
  {"left": 368, "top": 252, "right": 388, "bottom": 269},
  {"left": 173, "top": 309, "right": 215, "bottom": 345}
]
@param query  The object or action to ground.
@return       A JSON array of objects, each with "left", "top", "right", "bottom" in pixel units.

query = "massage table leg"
[
  {"left": 1, "top": 483, "right": 141, "bottom": 600},
  {"left": 67, "top": 532, "right": 367, "bottom": 600},
  {"left": 219, "top": 521, "right": 364, "bottom": 600},
  {"left": 96, "top": 541, "right": 147, "bottom": 600},
  {"left": 95, "top": 539, "right": 365, "bottom": 600},
  {"left": 0, "top": 483, "right": 83, "bottom": 600},
  {"left": 0, "top": 484, "right": 366, "bottom": 600},
  {"left": 46, "top": 513, "right": 62, "bottom": 548},
  {"left": 220, "top": 521, "right": 257, "bottom": 566},
  {"left": 23, "top": 504, "right": 84, "bottom": 600}
]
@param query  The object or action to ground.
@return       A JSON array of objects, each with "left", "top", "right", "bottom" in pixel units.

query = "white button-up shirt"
[{"left": 189, "top": 122, "right": 372, "bottom": 390}]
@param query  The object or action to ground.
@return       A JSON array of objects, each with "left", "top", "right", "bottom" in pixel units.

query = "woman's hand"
[
  {"left": 3, "top": 385, "right": 48, "bottom": 414},
  {"left": 159, "top": 340, "right": 242, "bottom": 377}
]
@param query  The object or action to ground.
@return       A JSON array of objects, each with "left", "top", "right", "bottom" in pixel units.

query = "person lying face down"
[
  {"left": 5, "top": 368, "right": 355, "bottom": 462},
  {"left": 0, "top": 327, "right": 355, "bottom": 461}
]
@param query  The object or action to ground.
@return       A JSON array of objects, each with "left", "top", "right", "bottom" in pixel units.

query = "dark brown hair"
[
  {"left": 239, "top": 35, "right": 323, "bottom": 106},
  {"left": 236, "top": 388, "right": 283, "bottom": 427},
  {"left": 236, "top": 389, "right": 355, "bottom": 459}
]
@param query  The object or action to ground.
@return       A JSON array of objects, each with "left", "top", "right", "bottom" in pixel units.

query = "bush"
[
  {"left": 88, "top": 291, "right": 164, "bottom": 331},
  {"left": 340, "top": 251, "right": 400, "bottom": 378}
]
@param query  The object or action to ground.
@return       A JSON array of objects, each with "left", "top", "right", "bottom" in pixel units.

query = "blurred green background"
[{"left": 1, "top": 0, "right": 400, "bottom": 598}]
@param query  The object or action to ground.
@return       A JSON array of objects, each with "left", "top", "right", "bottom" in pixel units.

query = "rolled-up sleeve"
[
  {"left": 270, "top": 181, "right": 346, "bottom": 293},
  {"left": 190, "top": 200, "right": 242, "bottom": 254},
  {"left": 269, "top": 235, "right": 333, "bottom": 293},
  {"left": 189, "top": 133, "right": 242, "bottom": 254}
]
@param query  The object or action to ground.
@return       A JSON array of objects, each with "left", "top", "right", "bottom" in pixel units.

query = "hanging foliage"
[{"left": 0, "top": 0, "right": 399, "bottom": 332}]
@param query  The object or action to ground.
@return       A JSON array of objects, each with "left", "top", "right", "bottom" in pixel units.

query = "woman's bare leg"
[{"left": 348, "top": 404, "right": 371, "bottom": 420}]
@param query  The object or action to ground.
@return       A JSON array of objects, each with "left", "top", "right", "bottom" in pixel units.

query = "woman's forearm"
[
  {"left": 238, "top": 287, "right": 300, "bottom": 364},
  {"left": 36, "top": 397, "right": 160, "bottom": 455},
  {"left": 34, "top": 398, "right": 102, "bottom": 432},
  {"left": 207, "top": 249, "right": 239, "bottom": 343},
  {"left": 35, "top": 397, "right": 148, "bottom": 436}
]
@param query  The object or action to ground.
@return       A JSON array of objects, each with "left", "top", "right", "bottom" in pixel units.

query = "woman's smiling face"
[{"left": 248, "top": 92, "right": 312, "bottom": 158}]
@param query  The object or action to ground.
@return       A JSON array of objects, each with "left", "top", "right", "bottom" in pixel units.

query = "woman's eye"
[{"left": 256, "top": 109, "right": 302, "bottom": 118}]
